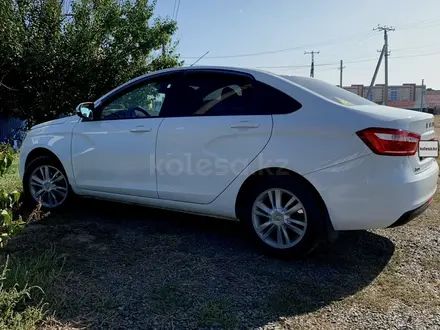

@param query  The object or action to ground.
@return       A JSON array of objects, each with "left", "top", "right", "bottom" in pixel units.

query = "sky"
[{"left": 154, "top": 0, "right": 440, "bottom": 89}]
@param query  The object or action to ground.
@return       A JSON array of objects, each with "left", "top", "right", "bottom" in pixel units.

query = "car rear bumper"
[
  {"left": 304, "top": 154, "right": 439, "bottom": 231},
  {"left": 388, "top": 195, "right": 434, "bottom": 228}
]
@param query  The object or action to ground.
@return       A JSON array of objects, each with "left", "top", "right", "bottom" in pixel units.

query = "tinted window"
[
  {"left": 282, "top": 75, "right": 376, "bottom": 106},
  {"left": 256, "top": 82, "right": 302, "bottom": 114},
  {"left": 99, "top": 76, "right": 180, "bottom": 120},
  {"left": 176, "top": 72, "right": 255, "bottom": 117}
]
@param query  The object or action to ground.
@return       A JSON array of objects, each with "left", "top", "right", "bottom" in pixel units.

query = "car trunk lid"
[{"left": 351, "top": 105, "right": 437, "bottom": 174}]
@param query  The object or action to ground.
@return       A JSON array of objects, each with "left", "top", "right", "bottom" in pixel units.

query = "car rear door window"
[{"left": 174, "top": 72, "right": 256, "bottom": 117}]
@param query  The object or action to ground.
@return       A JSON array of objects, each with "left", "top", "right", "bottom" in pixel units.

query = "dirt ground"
[{"left": 1, "top": 116, "right": 439, "bottom": 330}]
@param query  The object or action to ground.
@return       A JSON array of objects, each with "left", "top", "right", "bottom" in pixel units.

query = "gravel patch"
[{"left": 2, "top": 182, "right": 438, "bottom": 330}]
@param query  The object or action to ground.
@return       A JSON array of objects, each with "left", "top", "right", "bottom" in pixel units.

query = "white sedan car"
[{"left": 19, "top": 66, "right": 439, "bottom": 258}]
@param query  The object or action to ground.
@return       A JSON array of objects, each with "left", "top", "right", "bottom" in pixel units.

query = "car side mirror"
[{"left": 76, "top": 102, "right": 95, "bottom": 120}]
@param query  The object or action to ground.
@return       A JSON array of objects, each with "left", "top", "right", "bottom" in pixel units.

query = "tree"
[{"left": 0, "top": 0, "right": 182, "bottom": 125}]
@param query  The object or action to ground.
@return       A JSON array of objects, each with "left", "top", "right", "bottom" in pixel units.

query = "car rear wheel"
[
  {"left": 242, "top": 176, "right": 325, "bottom": 258},
  {"left": 23, "top": 156, "right": 71, "bottom": 209}
]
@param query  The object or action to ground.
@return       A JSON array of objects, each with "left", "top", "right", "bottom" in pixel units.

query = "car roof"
[{"left": 123, "top": 65, "right": 297, "bottom": 83}]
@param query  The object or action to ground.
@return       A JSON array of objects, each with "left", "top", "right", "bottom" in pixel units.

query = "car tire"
[
  {"left": 242, "top": 175, "right": 326, "bottom": 259},
  {"left": 23, "top": 155, "right": 73, "bottom": 210}
]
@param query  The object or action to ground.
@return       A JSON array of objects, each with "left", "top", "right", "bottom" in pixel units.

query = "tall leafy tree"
[{"left": 0, "top": 0, "right": 182, "bottom": 124}]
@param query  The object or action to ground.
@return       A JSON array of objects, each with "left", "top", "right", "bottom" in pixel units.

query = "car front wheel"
[
  {"left": 23, "top": 156, "right": 71, "bottom": 209},
  {"left": 243, "top": 176, "right": 325, "bottom": 258}
]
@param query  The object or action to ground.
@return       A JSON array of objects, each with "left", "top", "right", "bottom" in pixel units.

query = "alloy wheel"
[
  {"left": 251, "top": 188, "right": 308, "bottom": 249},
  {"left": 29, "top": 165, "right": 68, "bottom": 208}
]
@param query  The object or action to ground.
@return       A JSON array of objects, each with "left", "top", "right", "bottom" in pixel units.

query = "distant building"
[{"left": 342, "top": 83, "right": 429, "bottom": 111}]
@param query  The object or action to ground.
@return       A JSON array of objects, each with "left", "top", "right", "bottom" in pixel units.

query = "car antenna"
[{"left": 190, "top": 51, "right": 209, "bottom": 67}]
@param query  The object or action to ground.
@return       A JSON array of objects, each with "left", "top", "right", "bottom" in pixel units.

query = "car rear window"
[{"left": 281, "top": 75, "right": 376, "bottom": 106}]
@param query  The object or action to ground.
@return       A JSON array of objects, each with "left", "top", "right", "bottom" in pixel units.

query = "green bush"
[
  {"left": 0, "top": 0, "right": 182, "bottom": 125},
  {"left": 0, "top": 145, "right": 25, "bottom": 248}
]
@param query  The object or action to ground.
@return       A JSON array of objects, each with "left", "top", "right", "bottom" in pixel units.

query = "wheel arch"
[
  {"left": 25, "top": 147, "right": 63, "bottom": 170},
  {"left": 235, "top": 167, "right": 336, "bottom": 241}
]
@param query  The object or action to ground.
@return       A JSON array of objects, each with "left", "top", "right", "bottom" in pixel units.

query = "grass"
[
  {"left": 0, "top": 248, "right": 65, "bottom": 330},
  {"left": 0, "top": 155, "right": 21, "bottom": 192},
  {"left": 0, "top": 246, "right": 65, "bottom": 302},
  {"left": 148, "top": 283, "right": 195, "bottom": 321},
  {"left": 0, "top": 290, "right": 44, "bottom": 330},
  {"left": 197, "top": 299, "right": 238, "bottom": 329}
]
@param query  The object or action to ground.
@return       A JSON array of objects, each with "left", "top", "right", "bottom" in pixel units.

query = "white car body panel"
[
  {"left": 305, "top": 153, "right": 438, "bottom": 230},
  {"left": 19, "top": 116, "right": 80, "bottom": 189},
  {"left": 155, "top": 115, "right": 272, "bottom": 204},
  {"left": 71, "top": 118, "right": 164, "bottom": 198},
  {"left": 19, "top": 66, "right": 438, "bottom": 232}
]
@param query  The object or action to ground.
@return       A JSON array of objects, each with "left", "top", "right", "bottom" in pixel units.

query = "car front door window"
[{"left": 100, "top": 81, "right": 174, "bottom": 120}]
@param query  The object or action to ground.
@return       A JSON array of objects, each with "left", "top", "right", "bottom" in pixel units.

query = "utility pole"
[
  {"left": 366, "top": 45, "right": 385, "bottom": 101},
  {"left": 420, "top": 79, "right": 425, "bottom": 112},
  {"left": 338, "top": 60, "right": 345, "bottom": 87},
  {"left": 304, "top": 50, "right": 320, "bottom": 78},
  {"left": 374, "top": 25, "right": 394, "bottom": 105}
]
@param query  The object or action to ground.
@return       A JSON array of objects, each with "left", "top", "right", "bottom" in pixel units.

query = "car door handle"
[
  {"left": 230, "top": 123, "right": 260, "bottom": 129},
  {"left": 130, "top": 127, "right": 152, "bottom": 133}
]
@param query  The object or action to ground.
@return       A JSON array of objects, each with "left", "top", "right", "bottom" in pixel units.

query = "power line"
[
  {"left": 256, "top": 57, "right": 378, "bottom": 69},
  {"left": 395, "top": 17, "right": 440, "bottom": 28},
  {"left": 174, "top": 0, "right": 181, "bottom": 20},
  {"left": 345, "top": 57, "right": 380, "bottom": 64},
  {"left": 255, "top": 50, "right": 440, "bottom": 71},
  {"left": 400, "top": 22, "right": 440, "bottom": 31},
  {"left": 180, "top": 16, "right": 440, "bottom": 60},
  {"left": 396, "top": 17, "right": 440, "bottom": 31},
  {"left": 172, "top": 0, "right": 178, "bottom": 19},
  {"left": 181, "top": 30, "right": 372, "bottom": 59},
  {"left": 392, "top": 50, "right": 440, "bottom": 58},
  {"left": 354, "top": 31, "right": 376, "bottom": 45},
  {"left": 257, "top": 63, "right": 331, "bottom": 69},
  {"left": 279, "top": 66, "right": 339, "bottom": 74},
  {"left": 392, "top": 43, "right": 440, "bottom": 52}
]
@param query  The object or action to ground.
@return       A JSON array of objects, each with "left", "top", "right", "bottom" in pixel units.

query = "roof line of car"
[{"left": 95, "top": 66, "right": 281, "bottom": 106}]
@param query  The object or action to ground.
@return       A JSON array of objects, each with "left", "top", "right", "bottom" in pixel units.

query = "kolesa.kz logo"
[{"left": 418, "top": 140, "right": 439, "bottom": 158}]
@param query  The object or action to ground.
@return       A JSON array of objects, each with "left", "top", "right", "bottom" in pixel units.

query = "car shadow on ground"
[{"left": 7, "top": 199, "right": 395, "bottom": 330}]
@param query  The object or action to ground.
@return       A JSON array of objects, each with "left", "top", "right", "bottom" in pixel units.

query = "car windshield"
[{"left": 281, "top": 75, "right": 376, "bottom": 106}]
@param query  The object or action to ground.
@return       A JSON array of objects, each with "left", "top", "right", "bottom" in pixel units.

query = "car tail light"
[{"left": 356, "top": 127, "right": 421, "bottom": 156}]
